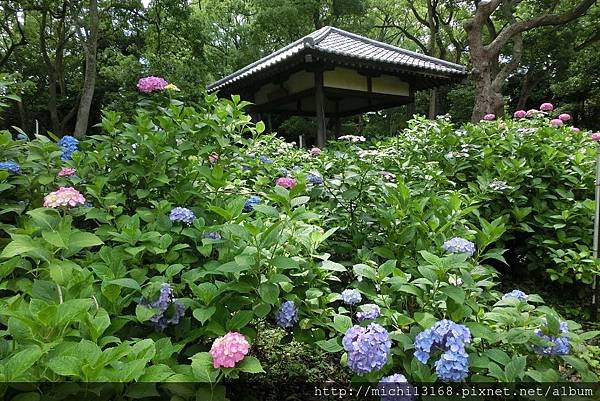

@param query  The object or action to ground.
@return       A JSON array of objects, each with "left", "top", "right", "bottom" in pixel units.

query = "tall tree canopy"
[{"left": 0, "top": 0, "right": 598, "bottom": 135}]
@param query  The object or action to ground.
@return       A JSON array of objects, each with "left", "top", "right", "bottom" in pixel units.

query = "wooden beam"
[{"left": 315, "top": 70, "right": 326, "bottom": 148}]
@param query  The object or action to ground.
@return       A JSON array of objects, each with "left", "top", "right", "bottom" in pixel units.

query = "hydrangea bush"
[{"left": 0, "top": 83, "right": 598, "bottom": 400}]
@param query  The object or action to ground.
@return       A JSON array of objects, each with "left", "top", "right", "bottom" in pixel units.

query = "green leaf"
[
  {"left": 5, "top": 346, "right": 43, "bottom": 380},
  {"left": 332, "top": 314, "right": 352, "bottom": 333},
  {"left": 315, "top": 338, "right": 343, "bottom": 353},
  {"left": 46, "top": 356, "right": 81, "bottom": 377},
  {"left": 69, "top": 232, "right": 104, "bottom": 250},
  {"left": 108, "top": 278, "right": 141, "bottom": 291},
  {"left": 414, "top": 312, "right": 437, "bottom": 329},
  {"left": 237, "top": 356, "right": 265, "bottom": 374},
  {"left": 504, "top": 355, "right": 526, "bottom": 381},
  {"left": 136, "top": 305, "right": 157, "bottom": 323},
  {"left": 258, "top": 282, "right": 279, "bottom": 305},
  {"left": 190, "top": 352, "right": 219, "bottom": 383},
  {"left": 441, "top": 286, "right": 465, "bottom": 304},
  {"left": 227, "top": 310, "right": 254, "bottom": 330},
  {"left": 321, "top": 260, "right": 347, "bottom": 272},
  {"left": 193, "top": 306, "right": 217, "bottom": 325},
  {"left": 1, "top": 235, "right": 49, "bottom": 261}
]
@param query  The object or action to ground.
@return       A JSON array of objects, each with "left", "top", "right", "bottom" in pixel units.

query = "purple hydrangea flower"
[
  {"left": 343, "top": 323, "right": 391, "bottom": 375},
  {"left": 356, "top": 304, "right": 380, "bottom": 321},
  {"left": 414, "top": 319, "right": 471, "bottom": 382},
  {"left": 140, "top": 283, "right": 185, "bottom": 330},
  {"left": 57, "top": 135, "right": 79, "bottom": 161},
  {"left": 502, "top": 290, "right": 528, "bottom": 301},
  {"left": 169, "top": 207, "right": 195, "bottom": 225},
  {"left": 533, "top": 321, "right": 570, "bottom": 356},
  {"left": 203, "top": 231, "right": 221, "bottom": 240},
  {"left": 137, "top": 76, "right": 168, "bottom": 93},
  {"left": 243, "top": 195, "right": 261, "bottom": 212},
  {"left": 378, "top": 373, "right": 416, "bottom": 401},
  {"left": 442, "top": 237, "right": 476, "bottom": 257},
  {"left": 275, "top": 300, "right": 299, "bottom": 329},
  {"left": 308, "top": 174, "right": 323, "bottom": 185},
  {"left": 341, "top": 289, "right": 362, "bottom": 305},
  {"left": 0, "top": 161, "right": 21, "bottom": 174}
]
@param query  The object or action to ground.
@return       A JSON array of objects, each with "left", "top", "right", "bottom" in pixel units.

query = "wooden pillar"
[
  {"left": 406, "top": 88, "right": 416, "bottom": 121},
  {"left": 315, "top": 70, "right": 326, "bottom": 148}
]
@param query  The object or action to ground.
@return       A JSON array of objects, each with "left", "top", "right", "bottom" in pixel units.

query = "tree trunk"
[
  {"left": 516, "top": 69, "right": 543, "bottom": 110},
  {"left": 74, "top": 0, "right": 99, "bottom": 137},
  {"left": 428, "top": 88, "right": 437, "bottom": 119},
  {"left": 470, "top": 57, "right": 504, "bottom": 121}
]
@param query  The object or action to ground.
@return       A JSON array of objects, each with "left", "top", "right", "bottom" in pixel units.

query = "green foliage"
[{"left": 0, "top": 91, "right": 598, "bottom": 399}]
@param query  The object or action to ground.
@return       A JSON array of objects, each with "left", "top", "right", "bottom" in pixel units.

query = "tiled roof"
[{"left": 207, "top": 26, "right": 467, "bottom": 92}]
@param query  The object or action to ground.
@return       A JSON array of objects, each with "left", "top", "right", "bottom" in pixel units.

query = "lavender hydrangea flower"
[
  {"left": 356, "top": 304, "right": 380, "bottom": 321},
  {"left": 341, "top": 289, "right": 362, "bottom": 305},
  {"left": 137, "top": 76, "right": 168, "bottom": 93},
  {"left": 442, "top": 237, "right": 476, "bottom": 257},
  {"left": 378, "top": 373, "right": 416, "bottom": 401},
  {"left": 414, "top": 319, "right": 471, "bottom": 382},
  {"left": 258, "top": 155, "right": 273, "bottom": 165},
  {"left": 308, "top": 174, "right": 323, "bottom": 184},
  {"left": 140, "top": 283, "right": 185, "bottom": 330},
  {"left": 343, "top": 323, "right": 391, "bottom": 375},
  {"left": 0, "top": 160, "right": 20, "bottom": 174},
  {"left": 243, "top": 195, "right": 261, "bottom": 212},
  {"left": 169, "top": 207, "right": 195, "bottom": 225},
  {"left": 275, "top": 300, "right": 299, "bottom": 329},
  {"left": 502, "top": 290, "right": 528, "bottom": 301},
  {"left": 57, "top": 135, "right": 79, "bottom": 161},
  {"left": 533, "top": 320, "right": 570, "bottom": 356},
  {"left": 203, "top": 231, "right": 221, "bottom": 240}
]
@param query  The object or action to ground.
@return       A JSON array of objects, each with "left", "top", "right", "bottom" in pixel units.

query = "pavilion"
[{"left": 207, "top": 26, "right": 467, "bottom": 147}]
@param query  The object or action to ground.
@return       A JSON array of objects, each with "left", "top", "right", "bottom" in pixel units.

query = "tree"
[
  {"left": 464, "top": 0, "right": 597, "bottom": 121},
  {"left": 74, "top": 0, "right": 99, "bottom": 136}
]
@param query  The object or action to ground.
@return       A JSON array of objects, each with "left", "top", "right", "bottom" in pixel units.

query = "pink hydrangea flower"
[
  {"left": 57, "top": 167, "right": 76, "bottom": 177},
  {"left": 513, "top": 110, "right": 527, "bottom": 118},
  {"left": 550, "top": 119, "right": 563, "bottom": 127},
  {"left": 137, "top": 76, "right": 168, "bottom": 93},
  {"left": 559, "top": 113, "right": 571, "bottom": 122},
  {"left": 571, "top": 127, "right": 580, "bottom": 133},
  {"left": 208, "top": 153, "right": 219, "bottom": 164},
  {"left": 209, "top": 332, "right": 249, "bottom": 368},
  {"left": 310, "top": 147, "right": 321, "bottom": 156},
  {"left": 592, "top": 132, "right": 600, "bottom": 141},
  {"left": 276, "top": 177, "right": 297, "bottom": 189},
  {"left": 43, "top": 187, "right": 86, "bottom": 208},
  {"left": 483, "top": 113, "right": 495, "bottom": 121},
  {"left": 540, "top": 103, "right": 554, "bottom": 112}
]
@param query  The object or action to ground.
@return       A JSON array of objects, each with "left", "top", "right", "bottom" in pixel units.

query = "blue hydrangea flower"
[
  {"left": 169, "top": 207, "right": 195, "bottom": 225},
  {"left": 308, "top": 174, "right": 323, "bottom": 184},
  {"left": 0, "top": 160, "right": 20, "bottom": 174},
  {"left": 442, "top": 237, "right": 476, "bottom": 257},
  {"left": 502, "top": 289, "right": 528, "bottom": 301},
  {"left": 356, "top": 304, "right": 380, "bottom": 321},
  {"left": 258, "top": 155, "right": 273, "bottom": 164},
  {"left": 343, "top": 323, "right": 391, "bottom": 375},
  {"left": 140, "top": 283, "right": 185, "bottom": 330},
  {"left": 57, "top": 135, "right": 79, "bottom": 161},
  {"left": 16, "top": 133, "right": 28, "bottom": 141},
  {"left": 243, "top": 195, "right": 261, "bottom": 212},
  {"left": 241, "top": 165, "right": 251, "bottom": 171},
  {"left": 378, "top": 373, "right": 416, "bottom": 401},
  {"left": 341, "top": 289, "right": 362, "bottom": 305},
  {"left": 533, "top": 321, "right": 570, "bottom": 356},
  {"left": 434, "top": 348, "right": 470, "bottom": 381},
  {"left": 292, "top": 166, "right": 301, "bottom": 171},
  {"left": 278, "top": 167, "right": 289, "bottom": 177},
  {"left": 203, "top": 231, "right": 221, "bottom": 240},
  {"left": 414, "top": 319, "right": 471, "bottom": 382},
  {"left": 275, "top": 300, "right": 299, "bottom": 329}
]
